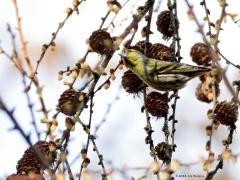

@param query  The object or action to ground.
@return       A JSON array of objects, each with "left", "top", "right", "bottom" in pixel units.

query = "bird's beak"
[{"left": 119, "top": 52, "right": 127, "bottom": 58}]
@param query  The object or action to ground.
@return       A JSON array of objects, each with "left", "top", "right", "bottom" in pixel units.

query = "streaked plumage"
[{"left": 120, "top": 49, "right": 211, "bottom": 91}]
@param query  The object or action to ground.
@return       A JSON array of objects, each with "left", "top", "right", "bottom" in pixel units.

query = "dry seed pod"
[
  {"left": 89, "top": 30, "right": 113, "bottom": 55},
  {"left": 147, "top": 43, "right": 175, "bottom": 62},
  {"left": 190, "top": 43, "right": 212, "bottom": 66},
  {"left": 199, "top": 70, "right": 222, "bottom": 84},
  {"left": 133, "top": 41, "right": 152, "bottom": 53},
  {"left": 214, "top": 101, "right": 238, "bottom": 128},
  {"left": 145, "top": 92, "right": 169, "bottom": 117},
  {"left": 16, "top": 141, "right": 56, "bottom": 175},
  {"left": 7, "top": 174, "right": 45, "bottom": 180},
  {"left": 195, "top": 81, "right": 220, "bottom": 103},
  {"left": 155, "top": 142, "right": 172, "bottom": 164},
  {"left": 58, "top": 89, "right": 86, "bottom": 116},
  {"left": 121, "top": 70, "right": 145, "bottom": 94},
  {"left": 156, "top": 10, "right": 177, "bottom": 38}
]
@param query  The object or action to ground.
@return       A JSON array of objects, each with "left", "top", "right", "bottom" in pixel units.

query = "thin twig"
[
  {"left": 142, "top": 1, "right": 161, "bottom": 179},
  {"left": 12, "top": 0, "right": 33, "bottom": 73},
  {"left": 216, "top": 48, "right": 240, "bottom": 69},
  {"left": 167, "top": 0, "right": 182, "bottom": 160},
  {"left": 78, "top": 119, "right": 108, "bottom": 180},
  {"left": 78, "top": 94, "right": 94, "bottom": 180},
  {"left": 7, "top": 25, "right": 41, "bottom": 140},
  {"left": 27, "top": 0, "right": 86, "bottom": 90},
  {"left": 106, "top": 0, "right": 132, "bottom": 30},
  {"left": 0, "top": 96, "right": 32, "bottom": 146}
]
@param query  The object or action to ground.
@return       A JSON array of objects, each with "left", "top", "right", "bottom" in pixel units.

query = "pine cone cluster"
[
  {"left": 58, "top": 89, "right": 86, "bottom": 116},
  {"left": 89, "top": 30, "right": 114, "bottom": 55},
  {"left": 144, "top": 92, "right": 169, "bottom": 117},
  {"left": 214, "top": 101, "right": 238, "bottom": 128},
  {"left": 155, "top": 142, "right": 172, "bottom": 164},
  {"left": 121, "top": 70, "right": 145, "bottom": 94},
  {"left": 190, "top": 43, "right": 212, "bottom": 66},
  {"left": 195, "top": 72, "right": 221, "bottom": 103},
  {"left": 16, "top": 141, "right": 56, "bottom": 175},
  {"left": 147, "top": 43, "right": 174, "bottom": 62},
  {"left": 156, "top": 10, "right": 177, "bottom": 38}
]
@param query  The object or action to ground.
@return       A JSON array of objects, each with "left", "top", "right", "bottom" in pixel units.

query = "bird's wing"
[
  {"left": 145, "top": 58, "right": 210, "bottom": 77},
  {"left": 154, "top": 74, "right": 191, "bottom": 90},
  {"left": 143, "top": 58, "right": 177, "bottom": 75}
]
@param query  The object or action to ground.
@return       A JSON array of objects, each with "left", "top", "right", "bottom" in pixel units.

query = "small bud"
[
  {"left": 82, "top": 158, "right": 90, "bottom": 168},
  {"left": 41, "top": 118, "right": 49, "bottom": 123},
  {"left": 110, "top": 74, "right": 116, "bottom": 80},
  {"left": 207, "top": 109, "right": 213, "bottom": 120},
  {"left": 73, "top": 0, "right": 80, "bottom": 7},
  {"left": 71, "top": 70, "right": 78, "bottom": 79},
  {"left": 50, "top": 119, "right": 58, "bottom": 132},
  {"left": 48, "top": 141, "right": 56, "bottom": 152},
  {"left": 205, "top": 141, "right": 210, "bottom": 151},
  {"left": 42, "top": 44, "right": 48, "bottom": 51},
  {"left": 203, "top": 161, "right": 211, "bottom": 171},
  {"left": 80, "top": 69, "right": 86, "bottom": 78},
  {"left": 109, "top": 68, "right": 115, "bottom": 74},
  {"left": 65, "top": 117, "right": 75, "bottom": 130},
  {"left": 213, "top": 121, "right": 220, "bottom": 130},
  {"left": 79, "top": 94, "right": 85, "bottom": 102},
  {"left": 66, "top": 7, "right": 73, "bottom": 15},
  {"left": 58, "top": 74, "right": 63, "bottom": 81},
  {"left": 206, "top": 126, "right": 212, "bottom": 136},
  {"left": 209, "top": 152, "right": 215, "bottom": 162},
  {"left": 150, "top": 161, "right": 160, "bottom": 174},
  {"left": 222, "top": 149, "right": 231, "bottom": 160},
  {"left": 81, "top": 149, "right": 88, "bottom": 159},
  {"left": 97, "top": 66, "right": 106, "bottom": 75},
  {"left": 104, "top": 81, "right": 111, "bottom": 89},
  {"left": 118, "top": 64, "right": 124, "bottom": 70},
  {"left": 63, "top": 81, "right": 72, "bottom": 86}
]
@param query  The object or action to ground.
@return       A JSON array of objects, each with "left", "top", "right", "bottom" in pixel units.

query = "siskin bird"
[{"left": 120, "top": 49, "right": 211, "bottom": 91}]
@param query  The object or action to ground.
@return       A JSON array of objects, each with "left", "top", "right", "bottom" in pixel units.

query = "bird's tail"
[{"left": 173, "top": 64, "right": 211, "bottom": 78}]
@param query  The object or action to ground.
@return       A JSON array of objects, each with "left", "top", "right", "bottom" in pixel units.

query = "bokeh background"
[{"left": 0, "top": 0, "right": 240, "bottom": 179}]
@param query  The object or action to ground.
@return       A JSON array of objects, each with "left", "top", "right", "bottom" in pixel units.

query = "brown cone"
[
  {"left": 156, "top": 10, "right": 176, "bottom": 38},
  {"left": 132, "top": 41, "right": 152, "bottom": 53},
  {"left": 155, "top": 142, "right": 172, "bottom": 164},
  {"left": 199, "top": 70, "right": 222, "bottom": 84},
  {"left": 190, "top": 43, "right": 211, "bottom": 66},
  {"left": 214, "top": 101, "right": 238, "bottom": 127},
  {"left": 121, "top": 70, "right": 145, "bottom": 94},
  {"left": 145, "top": 92, "right": 169, "bottom": 117},
  {"left": 58, "top": 89, "right": 86, "bottom": 116},
  {"left": 195, "top": 80, "right": 220, "bottom": 103},
  {"left": 147, "top": 43, "right": 175, "bottom": 62},
  {"left": 89, "top": 30, "right": 113, "bottom": 55},
  {"left": 7, "top": 174, "right": 45, "bottom": 180},
  {"left": 17, "top": 141, "right": 56, "bottom": 175}
]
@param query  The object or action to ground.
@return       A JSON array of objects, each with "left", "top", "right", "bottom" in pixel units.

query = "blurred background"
[{"left": 0, "top": 0, "right": 240, "bottom": 179}]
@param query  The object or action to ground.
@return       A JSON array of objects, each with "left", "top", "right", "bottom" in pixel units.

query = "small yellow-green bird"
[{"left": 120, "top": 49, "right": 211, "bottom": 91}]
